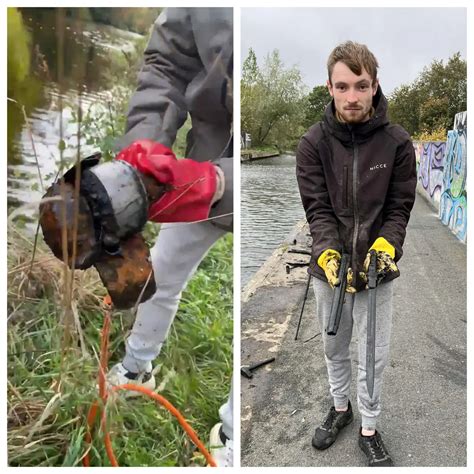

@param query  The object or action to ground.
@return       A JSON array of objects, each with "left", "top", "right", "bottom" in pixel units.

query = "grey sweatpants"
[
  {"left": 122, "top": 221, "right": 234, "bottom": 440},
  {"left": 313, "top": 277, "right": 394, "bottom": 431}
]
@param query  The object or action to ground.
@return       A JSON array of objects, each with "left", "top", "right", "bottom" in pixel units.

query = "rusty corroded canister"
[
  {"left": 94, "top": 234, "right": 156, "bottom": 309},
  {"left": 39, "top": 180, "right": 100, "bottom": 269},
  {"left": 39, "top": 155, "right": 164, "bottom": 309}
]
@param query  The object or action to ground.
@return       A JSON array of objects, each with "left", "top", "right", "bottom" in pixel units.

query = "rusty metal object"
[
  {"left": 94, "top": 234, "right": 156, "bottom": 309},
  {"left": 39, "top": 154, "right": 165, "bottom": 309},
  {"left": 82, "top": 161, "right": 149, "bottom": 242},
  {"left": 39, "top": 180, "right": 99, "bottom": 269},
  {"left": 139, "top": 172, "right": 167, "bottom": 203}
]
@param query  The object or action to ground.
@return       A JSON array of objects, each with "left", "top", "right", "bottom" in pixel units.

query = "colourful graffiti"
[
  {"left": 439, "top": 112, "right": 467, "bottom": 243},
  {"left": 415, "top": 141, "right": 446, "bottom": 205}
]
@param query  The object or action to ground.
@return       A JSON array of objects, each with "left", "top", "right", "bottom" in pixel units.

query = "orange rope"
[
  {"left": 82, "top": 296, "right": 111, "bottom": 467},
  {"left": 82, "top": 295, "right": 216, "bottom": 467},
  {"left": 101, "top": 384, "right": 217, "bottom": 467}
]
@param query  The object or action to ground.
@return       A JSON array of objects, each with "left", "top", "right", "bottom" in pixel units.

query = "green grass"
[
  {"left": 242, "top": 145, "right": 280, "bottom": 155},
  {"left": 7, "top": 224, "right": 233, "bottom": 467}
]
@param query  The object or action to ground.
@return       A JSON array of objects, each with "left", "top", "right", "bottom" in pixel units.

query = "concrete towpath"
[{"left": 240, "top": 194, "right": 467, "bottom": 467}]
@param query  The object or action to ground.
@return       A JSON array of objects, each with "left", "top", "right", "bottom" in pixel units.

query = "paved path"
[{"left": 241, "top": 194, "right": 467, "bottom": 467}]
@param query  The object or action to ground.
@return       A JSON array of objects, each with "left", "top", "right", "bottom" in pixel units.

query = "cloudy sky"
[{"left": 241, "top": 8, "right": 467, "bottom": 95}]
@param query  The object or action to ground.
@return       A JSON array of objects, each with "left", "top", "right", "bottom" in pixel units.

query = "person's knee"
[
  {"left": 150, "top": 285, "right": 183, "bottom": 305},
  {"left": 323, "top": 339, "right": 350, "bottom": 361}
]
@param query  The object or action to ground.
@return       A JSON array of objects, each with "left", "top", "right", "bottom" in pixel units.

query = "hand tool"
[
  {"left": 295, "top": 273, "right": 312, "bottom": 340},
  {"left": 325, "top": 253, "right": 350, "bottom": 336},
  {"left": 366, "top": 249, "right": 378, "bottom": 399},
  {"left": 240, "top": 357, "right": 275, "bottom": 379}
]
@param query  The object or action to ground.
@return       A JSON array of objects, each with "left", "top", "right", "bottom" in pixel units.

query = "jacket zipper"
[
  {"left": 343, "top": 166, "right": 348, "bottom": 208},
  {"left": 351, "top": 131, "right": 360, "bottom": 274}
]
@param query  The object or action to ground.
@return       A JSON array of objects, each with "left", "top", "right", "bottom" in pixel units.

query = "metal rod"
[{"left": 295, "top": 273, "right": 312, "bottom": 340}]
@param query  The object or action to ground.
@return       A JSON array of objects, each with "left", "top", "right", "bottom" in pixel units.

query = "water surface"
[{"left": 241, "top": 154, "right": 306, "bottom": 286}]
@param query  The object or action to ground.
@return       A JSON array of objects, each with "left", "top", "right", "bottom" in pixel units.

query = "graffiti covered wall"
[
  {"left": 439, "top": 112, "right": 467, "bottom": 243},
  {"left": 414, "top": 141, "right": 446, "bottom": 207},
  {"left": 414, "top": 111, "right": 467, "bottom": 243}
]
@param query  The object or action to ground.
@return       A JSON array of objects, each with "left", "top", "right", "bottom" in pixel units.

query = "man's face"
[{"left": 327, "top": 61, "right": 378, "bottom": 123}]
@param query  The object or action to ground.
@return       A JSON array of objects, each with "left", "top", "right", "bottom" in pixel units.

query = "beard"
[
  {"left": 336, "top": 104, "right": 373, "bottom": 124},
  {"left": 342, "top": 106, "right": 371, "bottom": 123}
]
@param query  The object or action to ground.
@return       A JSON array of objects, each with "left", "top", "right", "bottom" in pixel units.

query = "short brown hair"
[{"left": 327, "top": 41, "right": 379, "bottom": 85}]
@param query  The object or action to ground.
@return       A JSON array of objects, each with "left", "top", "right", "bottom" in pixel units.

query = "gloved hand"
[
  {"left": 317, "top": 249, "right": 356, "bottom": 293},
  {"left": 116, "top": 140, "right": 223, "bottom": 223},
  {"left": 360, "top": 237, "right": 398, "bottom": 284}
]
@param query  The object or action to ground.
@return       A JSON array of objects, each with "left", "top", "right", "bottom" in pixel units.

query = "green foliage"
[
  {"left": 22, "top": 7, "right": 161, "bottom": 35},
  {"left": 388, "top": 52, "right": 466, "bottom": 136},
  {"left": 78, "top": 31, "right": 193, "bottom": 161},
  {"left": 7, "top": 8, "right": 45, "bottom": 164},
  {"left": 88, "top": 8, "right": 162, "bottom": 35},
  {"left": 242, "top": 47, "right": 260, "bottom": 86},
  {"left": 173, "top": 116, "right": 192, "bottom": 158},
  {"left": 303, "top": 85, "right": 331, "bottom": 128},
  {"left": 77, "top": 35, "right": 148, "bottom": 160},
  {"left": 8, "top": 225, "right": 233, "bottom": 467},
  {"left": 413, "top": 126, "right": 448, "bottom": 142},
  {"left": 241, "top": 48, "right": 307, "bottom": 150},
  {"left": 7, "top": 8, "right": 31, "bottom": 87},
  {"left": 241, "top": 48, "right": 262, "bottom": 143}
]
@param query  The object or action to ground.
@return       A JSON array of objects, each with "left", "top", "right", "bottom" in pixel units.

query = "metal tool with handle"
[
  {"left": 326, "top": 253, "right": 350, "bottom": 336},
  {"left": 366, "top": 249, "right": 378, "bottom": 399},
  {"left": 240, "top": 357, "right": 275, "bottom": 379}
]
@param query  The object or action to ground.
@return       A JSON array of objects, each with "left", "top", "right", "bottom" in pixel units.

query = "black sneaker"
[
  {"left": 358, "top": 429, "right": 393, "bottom": 466},
  {"left": 312, "top": 400, "right": 354, "bottom": 450}
]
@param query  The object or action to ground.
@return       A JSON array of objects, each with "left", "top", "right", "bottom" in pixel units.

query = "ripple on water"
[{"left": 241, "top": 154, "right": 305, "bottom": 285}]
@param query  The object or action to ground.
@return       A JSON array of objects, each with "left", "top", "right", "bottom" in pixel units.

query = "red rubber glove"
[{"left": 116, "top": 140, "right": 217, "bottom": 223}]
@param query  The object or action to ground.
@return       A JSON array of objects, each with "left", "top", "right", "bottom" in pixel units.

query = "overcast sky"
[{"left": 241, "top": 8, "right": 467, "bottom": 95}]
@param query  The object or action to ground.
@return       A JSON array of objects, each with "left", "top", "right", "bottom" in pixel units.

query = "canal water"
[
  {"left": 241, "top": 154, "right": 306, "bottom": 286},
  {"left": 7, "top": 8, "right": 144, "bottom": 220}
]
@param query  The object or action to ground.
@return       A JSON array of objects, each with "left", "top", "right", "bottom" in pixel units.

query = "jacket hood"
[{"left": 323, "top": 86, "right": 389, "bottom": 145}]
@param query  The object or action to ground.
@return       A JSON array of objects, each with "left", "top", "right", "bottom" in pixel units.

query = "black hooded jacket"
[{"left": 296, "top": 87, "right": 417, "bottom": 291}]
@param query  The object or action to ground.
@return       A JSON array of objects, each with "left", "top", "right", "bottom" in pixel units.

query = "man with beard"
[{"left": 296, "top": 41, "right": 416, "bottom": 466}]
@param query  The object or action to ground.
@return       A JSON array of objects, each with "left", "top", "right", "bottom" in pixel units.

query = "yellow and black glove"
[
  {"left": 360, "top": 237, "right": 398, "bottom": 284},
  {"left": 318, "top": 249, "right": 356, "bottom": 293}
]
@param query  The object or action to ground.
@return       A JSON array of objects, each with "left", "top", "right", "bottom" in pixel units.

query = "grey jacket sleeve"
[
  {"left": 117, "top": 8, "right": 202, "bottom": 150},
  {"left": 209, "top": 156, "right": 233, "bottom": 231}
]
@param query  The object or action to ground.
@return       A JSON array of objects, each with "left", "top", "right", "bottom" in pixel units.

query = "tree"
[
  {"left": 241, "top": 48, "right": 262, "bottom": 141},
  {"left": 388, "top": 83, "right": 424, "bottom": 136},
  {"left": 388, "top": 52, "right": 466, "bottom": 137},
  {"left": 241, "top": 48, "right": 307, "bottom": 149},
  {"left": 242, "top": 47, "right": 260, "bottom": 86},
  {"left": 417, "top": 53, "right": 466, "bottom": 132},
  {"left": 303, "top": 85, "right": 331, "bottom": 128}
]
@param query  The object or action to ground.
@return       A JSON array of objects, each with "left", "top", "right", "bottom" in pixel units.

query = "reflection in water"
[
  {"left": 241, "top": 155, "right": 305, "bottom": 286},
  {"left": 8, "top": 87, "right": 103, "bottom": 211},
  {"left": 7, "top": 8, "right": 143, "bottom": 217}
]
